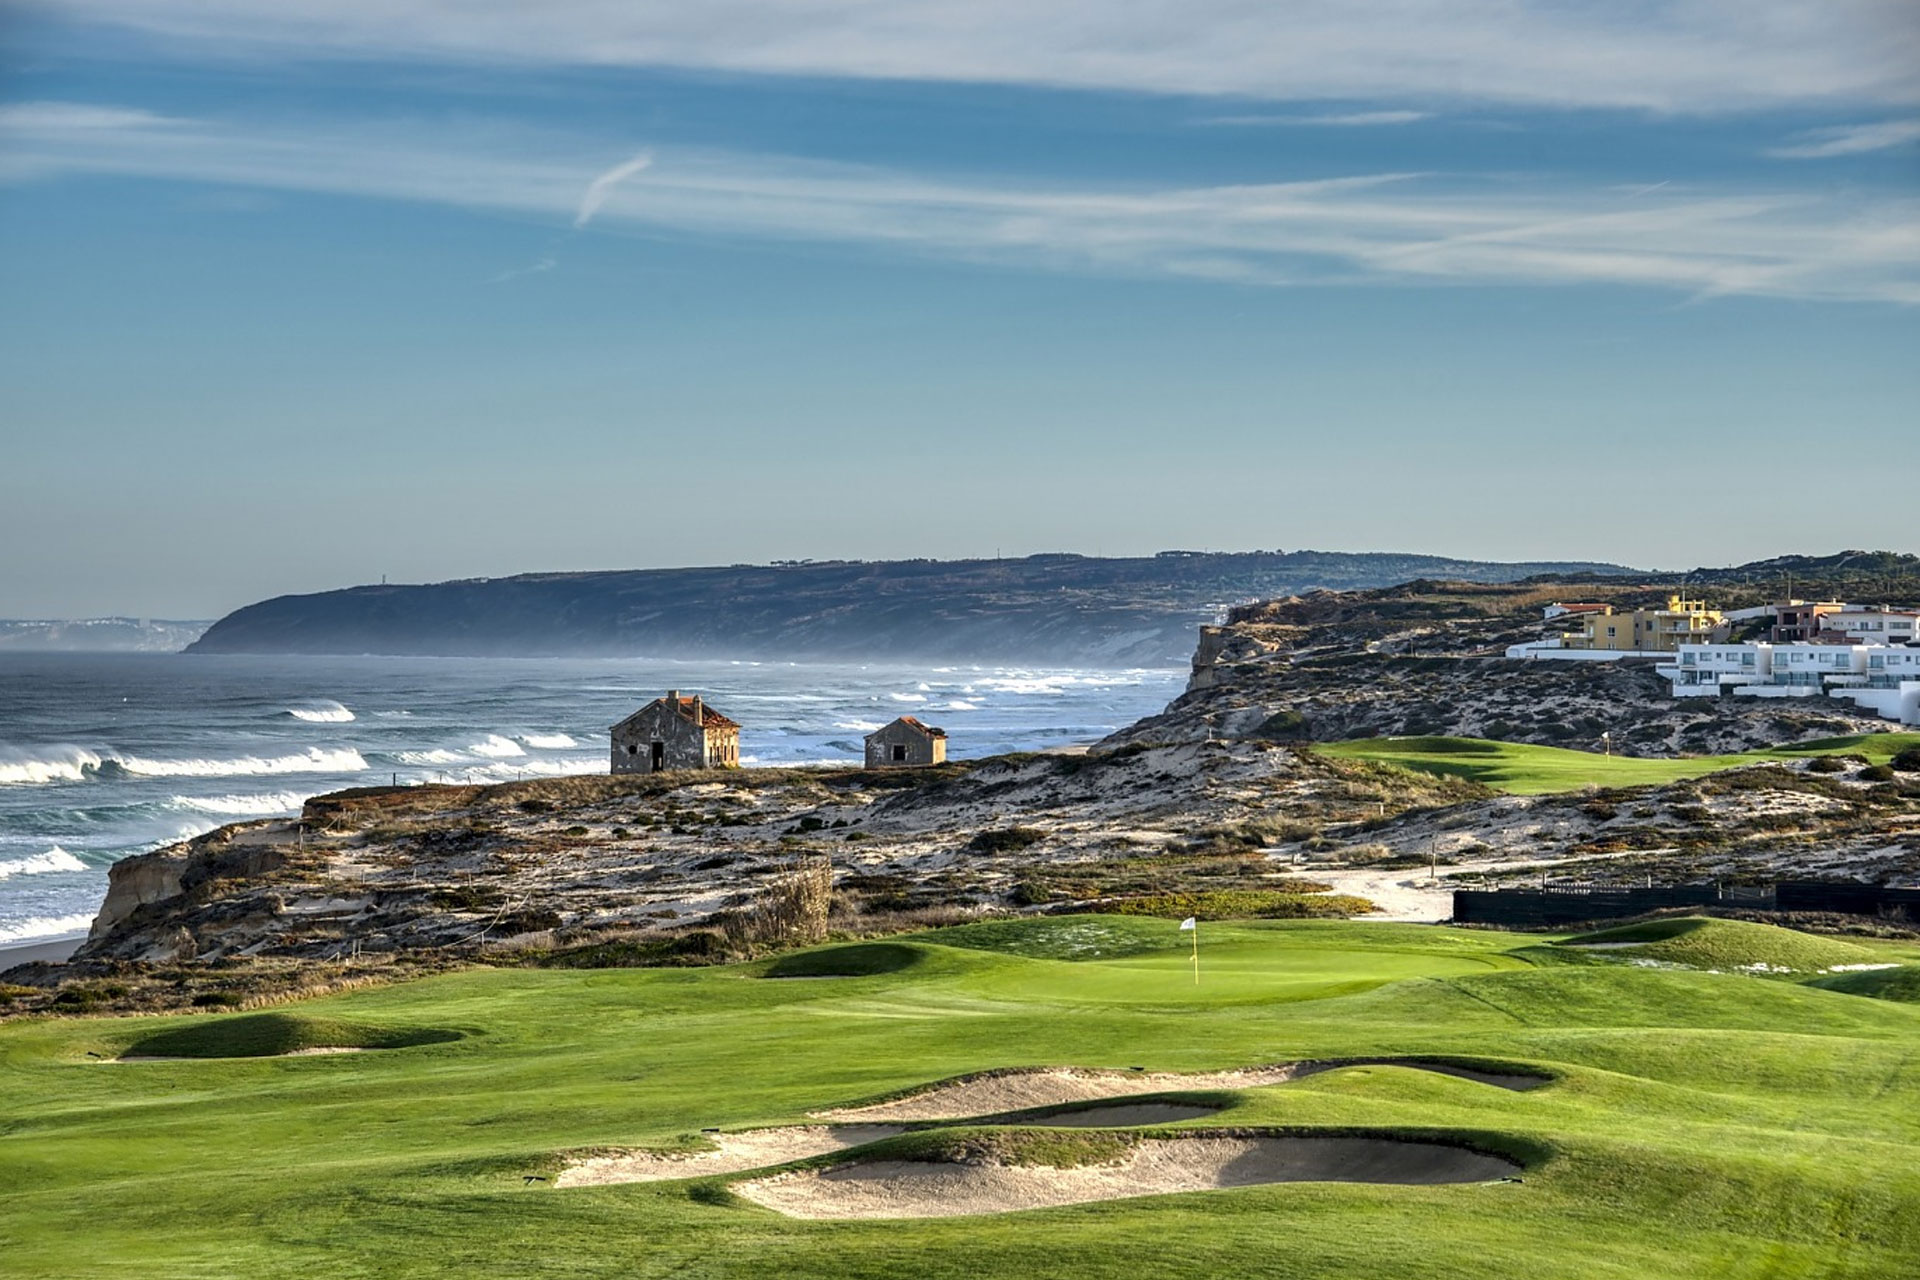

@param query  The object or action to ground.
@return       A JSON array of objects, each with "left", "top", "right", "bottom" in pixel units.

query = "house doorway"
[{"left": 651, "top": 742, "right": 665, "bottom": 772}]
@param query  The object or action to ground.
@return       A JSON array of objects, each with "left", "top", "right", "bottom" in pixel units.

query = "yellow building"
[{"left": 1568, "top": 596, "right": 1722, "bottom": 653}]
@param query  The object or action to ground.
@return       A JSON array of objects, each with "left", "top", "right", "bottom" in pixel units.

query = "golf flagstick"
[{"left": 1180, "top": 916, "right": 1197, "bottom": 984}]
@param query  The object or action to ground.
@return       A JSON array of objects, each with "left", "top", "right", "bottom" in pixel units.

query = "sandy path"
[
  {"left": 738, "top": 1135, "right": 1520, "bottom": 1219},
  {"left": 555, "top": 1125, "right": 903, "bottom": 1187},
  {"left": 1309, "top": 850, "right": 1645, "bottom": 922}
]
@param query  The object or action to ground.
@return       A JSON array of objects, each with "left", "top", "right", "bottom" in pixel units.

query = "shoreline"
[{"left": 0, "top": 934, "right": 85, "bottom": 969}]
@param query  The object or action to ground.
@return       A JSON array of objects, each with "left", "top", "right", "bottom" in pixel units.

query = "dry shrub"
[{"left": 724, "top": 856, "right": 832, "bottom": 954}]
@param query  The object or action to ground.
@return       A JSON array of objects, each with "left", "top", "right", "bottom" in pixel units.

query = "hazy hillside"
[
  {"left": 0, "top": 619, "right": 210, "bottom": 653},
  {"left": 185, "top": 551, "right": 1638, "bottom": 666}
]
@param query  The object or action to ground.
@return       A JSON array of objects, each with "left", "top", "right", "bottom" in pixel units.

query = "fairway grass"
[
  {"left": 4, "top": 918, "right": 1919, "bottom": 1278},
  {"left": 1315, "top": 732, "right": 1920, "bottom": 794}
]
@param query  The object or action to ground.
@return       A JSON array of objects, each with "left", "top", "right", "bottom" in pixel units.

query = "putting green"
[
  {"left": 3, "top": 917, "right": 1918, "bottom": 1278},
  {"left": 1315, "top": 732, "right": 1920, "bottom": 794}
]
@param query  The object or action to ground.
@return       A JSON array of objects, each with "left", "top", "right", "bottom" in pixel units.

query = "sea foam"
[
  {"left": 0, "top": 847, "right": 88, "bottom": 879},
  {"left": 286, "top": 700, "right": 355, "bottom": 723},
  {"left": 468, "top": 735, "right": 525, "bottom": 759},
  {"left": 0, "top": 747, "right": 105, "bottom": 786},
  {"left": 521, "top": 733, "right": 578, "bottom": 749},
  {"left": 110, "top": 747, "right": 369, "bottom": 778},
  {"left": 168, "top": 791, "right": 309, "bottom": 817},
  {"left": 0, "top": 912, "right": 98, "bottom": 943}
]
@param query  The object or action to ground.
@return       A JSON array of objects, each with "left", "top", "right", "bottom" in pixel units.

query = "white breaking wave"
[
  {"left": 457, "top": 756, "right": 602, "bottom": 783},
  {"left": 469, "top": 734, "right": 525, "bottom": 758},
  {"left": 947, "top": 700, "right": 979, "bottom": 711},
  {"left": 112, "top": 747, "right": 369, "bottom": 778},
  {"left": 0, "top": 747, "right": 105, "bottom": 786},
  {"left": 0, "top": 847, "right": 89, "bottom": 879},
  {"left": 0, "top": 912, "right": 98, "bottom": 943},
  {"left": 396, "top": 749, "right": 465, "bottom": 765},
  {"left": 888, "top": 692, "right": 928, "bottom": 703},
  {"left": 521, "top": 733, "right": 578, "bottom": 749},
  {"left": 168, "top": 791, "right": 309, "bottom": 817},
  {"left": 287, "top": 700, "right": 355, "bottom": 723},
  {"left": 834, "top": 720, "right": 885, "bottom": 733}
]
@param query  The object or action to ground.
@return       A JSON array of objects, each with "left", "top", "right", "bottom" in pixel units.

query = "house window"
[{"left": 892, "top": 744, "right": 908, "bottom": 762}]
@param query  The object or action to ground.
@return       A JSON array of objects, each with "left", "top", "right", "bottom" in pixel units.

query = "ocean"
[{"left": 0, "top": 652, "right": 1183, "bottom": 946}]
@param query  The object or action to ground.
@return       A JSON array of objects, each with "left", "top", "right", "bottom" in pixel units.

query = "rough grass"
[
  {"left": 1316, "top": 732, "right": 1920, "bottom": 794},
  {"left": 1558, "top": 917, "right": 1877, "bottom": 974},
  {"left": 5, "top": 917, "right": 1920, "bottom": 1279},
  {"left": 120, "top": 1012, "right": 461, "bottom": 1059},
  {"left": 1058, "top": 890, "right": 1376, "bottom": 921}
]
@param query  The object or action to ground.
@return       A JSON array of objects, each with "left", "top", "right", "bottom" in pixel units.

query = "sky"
[{"left": 2, "top": 2, "right": 1917, "bottom": 618}]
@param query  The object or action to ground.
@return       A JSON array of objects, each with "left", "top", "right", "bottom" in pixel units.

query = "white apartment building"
[
  {"left": 1822, "top": 607, "right": 1920, "bottom": 645},
  {"left": 1661, "top": 641, "right": 1920, "bottom": 725}
]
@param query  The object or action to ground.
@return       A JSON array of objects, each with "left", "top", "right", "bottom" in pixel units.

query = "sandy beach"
[{"left": 0, "top": 935, "right": 84, "bottom": 969}]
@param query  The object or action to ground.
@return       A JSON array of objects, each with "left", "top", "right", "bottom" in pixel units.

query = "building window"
[{"left": 892, "top": 744, "right": 908, "bottom": 762}]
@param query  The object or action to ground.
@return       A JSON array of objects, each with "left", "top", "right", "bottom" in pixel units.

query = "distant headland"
[{"left": 185, "top": 550, "right": 1642, "bottom": 665}]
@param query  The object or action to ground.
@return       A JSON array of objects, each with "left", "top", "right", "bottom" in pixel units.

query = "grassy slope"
[
  {"left": 1315, "top": 732, "right": 1920, "bottom": 794},
  {"left": 0, "top": 919, "right": 1916, "bottom": 1279},
  {"left": 1557, "top": 918, "right": 1876, "bottom": 974}
]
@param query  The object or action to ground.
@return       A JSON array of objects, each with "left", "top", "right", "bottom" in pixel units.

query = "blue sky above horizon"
[{"left": 2, "top": 2, "right": 1917, "bottom": 617}]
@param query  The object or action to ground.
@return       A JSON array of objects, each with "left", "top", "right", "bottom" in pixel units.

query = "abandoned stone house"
[
  {"left": 864, "top": 716, "right": 947, "bottom": 768},
  {"left": 609, "top": 690, "right": 741, "bottom": 774}
]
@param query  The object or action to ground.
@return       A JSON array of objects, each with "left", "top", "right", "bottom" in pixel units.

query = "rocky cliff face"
[{"left": 1113, "top": 583, "right": 1890, "bottom": 755}]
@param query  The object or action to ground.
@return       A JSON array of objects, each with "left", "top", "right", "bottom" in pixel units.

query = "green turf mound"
[
  {"left": 120, "top": 1013, "right": 462, "bottom": 1059},
  {"left": 913, "top": 915, "right": 1179, "bottom": 960},
  {"left": 761, "top": 943, "right": 925, "bottom": 978},
  {"left": 1558, "top": 917, "right": 1876, "bottom": 975},
  {"left": 1806, "top": 964, "right": 1920, "bottom": 1002}
]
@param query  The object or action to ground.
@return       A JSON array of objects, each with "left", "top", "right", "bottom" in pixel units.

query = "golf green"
[{"left": 3, "top": 917, "right": 1917, "bottom": 1278}]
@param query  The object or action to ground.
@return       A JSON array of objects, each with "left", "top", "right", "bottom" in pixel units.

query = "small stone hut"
[
  {"left": 864, "top": 716, "right": 947, "bottom": 768},
  {"left": 610, "top": 690, "right": 740, "bottom": 775}
]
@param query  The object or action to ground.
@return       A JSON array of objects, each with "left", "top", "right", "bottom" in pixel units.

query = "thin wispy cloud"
[
  {"left": 28, "top": 0, "right": 1920, "bottom": 113},
  {"left": 574, "top": 152, "right": 654, "bottom": 228},
  {"left": 487, "top": 255, "right": 557, "bottom": 284},
  {"left": 1768, "top": 119, "right": 1920, "bottom": 158},
  {"left": 1203, "top": 111, "right": 1430, "bottom": 127},
  {"left": 4, "top": 103, "right": 1917, "bottom": 305}
]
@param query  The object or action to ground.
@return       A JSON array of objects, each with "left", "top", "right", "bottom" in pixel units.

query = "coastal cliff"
[
  {"left": 1113, "top": 579, "right": 1892, "bottom": 753},
  {"left": 186, "top": 551, "right": 1635, "bottom": 664}
]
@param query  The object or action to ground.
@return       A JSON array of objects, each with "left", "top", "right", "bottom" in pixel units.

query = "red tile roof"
[
  {"left": 667, "top": 697, "right": 738, "bottom": 730},
  {"left": 890, "top": 715, "right": 947, "bottom": 738}
]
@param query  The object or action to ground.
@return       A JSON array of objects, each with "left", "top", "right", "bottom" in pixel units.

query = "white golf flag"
[{"left": 1179, "top": 917, "right": 1196, "bottom": 930}]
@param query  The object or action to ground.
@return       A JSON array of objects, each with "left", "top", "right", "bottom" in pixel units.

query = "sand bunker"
[
  {"left": 738, "top": 1135, "right": 1522, "bottom": 1219},
  {"left": 817, "top": 1066, "right": 1297, "bottom": 1121},
  {"left": 554, "top": 1125, "right": 903, "bottom": 1187},
  {"left": 819, "top": 1059, "right": 1545, "bottom": 1120},
  {"left": 1021, "top": 1103, "right": 1219, "bottom": 1127}
]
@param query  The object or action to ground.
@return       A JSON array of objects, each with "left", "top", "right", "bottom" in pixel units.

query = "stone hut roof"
[
  {"left": 885, "top": 715, "right": 946, "bottom": 739},
  {"left": 667, "top": 696, "right": 739, "bottom": 730},
  {"left": 612, "top": 693, "right": 739, "bottom": 733}
]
